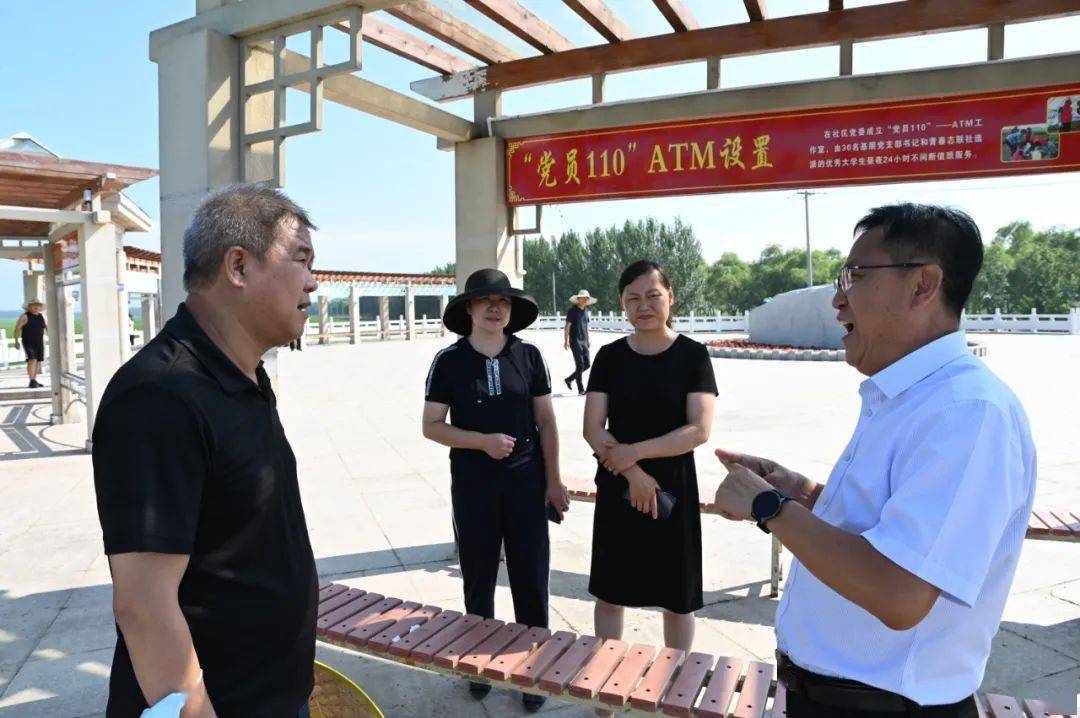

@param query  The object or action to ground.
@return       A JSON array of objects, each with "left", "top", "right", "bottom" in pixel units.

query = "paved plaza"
[{"left": 0, "top": 329, "right": 1078, "bottom": 716}]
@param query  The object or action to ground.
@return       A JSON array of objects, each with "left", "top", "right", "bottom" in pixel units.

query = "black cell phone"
[
  {"left": 546, "top": 503, "right": 563, "bottom": 524},
  {"left": 622, "top": 488, "right": 677, "bottom": 519}
]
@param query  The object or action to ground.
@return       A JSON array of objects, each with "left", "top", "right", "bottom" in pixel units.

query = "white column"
[
  {"left": 22, "top": 270, "right": 45, "bottom": 307},
  {"left": 59, "top": 284, "right": 82, "bottom": 423},
  {"left": 455, "top": 137, "right": 519, "bottom": 291},
  {"left": 141, "top": 295, "right": 158, "bottom": 345},
  {"left": 42, "top": 250, "right": 63, "bottom": 423},
  {"left": 349, "top": 284, "right": 360, "bottom": 344},
  {"left": 117, "top": 238, "right": 132, "bottom": 363},
  {"left": 378, "top": 296, "right": 390, "bottom": 340},
  {"left": 318, "top": 295, "right": 329, "bottom": 344},
  {"left": 78, "top": 218, "right": 126, "bottom": 444},
  {"left": 405, "top": 284, "right": 416, "bottom": 340},
  {"left": 155, "top": 28, "right": 243, "bottom": 322},
  {"left": 439, "top": 294, "right": 449, "bottom": 337}
]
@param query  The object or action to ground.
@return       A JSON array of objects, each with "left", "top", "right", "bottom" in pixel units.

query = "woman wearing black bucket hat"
[{"left": 422, "top": 268, "right": 570, "bottom": 713}]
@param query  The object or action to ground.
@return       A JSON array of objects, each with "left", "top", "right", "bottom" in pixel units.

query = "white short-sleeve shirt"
[{"left": 775, "top": 331, "right": 1037, "bottom": 705}]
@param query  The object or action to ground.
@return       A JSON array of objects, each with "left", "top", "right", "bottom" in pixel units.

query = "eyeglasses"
[{"left": 834, "top": 263, "right": 927, "bottom": 293}]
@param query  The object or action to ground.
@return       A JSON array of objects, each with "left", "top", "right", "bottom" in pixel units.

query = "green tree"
[
  {"left": 429, "top": 261, "right": 456, "bottom": 275},
  {"left": 705, "top": 252, "right": 750, "bottom": 313}
]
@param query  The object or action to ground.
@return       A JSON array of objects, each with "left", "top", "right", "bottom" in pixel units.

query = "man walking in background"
[{"left": 564, "top": 289, "right": 596, "bottom": 395}]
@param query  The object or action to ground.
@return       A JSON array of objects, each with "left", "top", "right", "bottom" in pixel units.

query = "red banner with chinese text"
[{"left": 505, "top": 83, "right": 1080, "bottom": 205}]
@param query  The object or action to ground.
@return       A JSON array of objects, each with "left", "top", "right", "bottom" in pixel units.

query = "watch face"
[{"left": 752, "top": 490, "right": 781, "bottom": 522}]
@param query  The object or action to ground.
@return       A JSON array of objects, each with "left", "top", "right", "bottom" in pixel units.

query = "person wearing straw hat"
[
  {"left": 13, "top": 298, "right": 47, "bottom": 388},
  {"left": 563, "top": 289, "right": 596, "bottom": 395},
  {"left": 422, "top": 268, "right": 570, "bottom": 713}
]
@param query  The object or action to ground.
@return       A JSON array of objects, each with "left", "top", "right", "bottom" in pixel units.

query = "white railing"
[
  {"left": 961, "top": 308, "right": 1080, "bottom": 334},
  {"left": 303, "top": 315, "right": 446, "bottom": 343},
  {"left": 0, "top": 330, "right": 87, "bottom": 369},
  {"left": 535, "top": 311, "right": 750, "bottom": 334}
]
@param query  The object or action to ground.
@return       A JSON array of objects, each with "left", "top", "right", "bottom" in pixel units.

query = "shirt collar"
[
  {"left": 164, "top": 302, "right": 265, "bottom": 395},
  {"left": 459, "top": 334, "right": 518, "bottom": 358},
  {"left": 868, "top": 331, "right": 969, "bottom": 400}
]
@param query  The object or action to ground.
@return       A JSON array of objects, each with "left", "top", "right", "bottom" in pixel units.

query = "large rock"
[{"left": 749, "top": 284, "right": 845, "bottom": 349}]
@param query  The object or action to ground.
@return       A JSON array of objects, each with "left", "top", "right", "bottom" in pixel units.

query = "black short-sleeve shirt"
[
  {"left": 565, "top": 305, "right": 589, "bottom": 342},
  {"left": 425, "top": 335, "right": 551, "bottom": 473},
  {"left": 92, "top": 303, "right": 317, "bottom": 718}
]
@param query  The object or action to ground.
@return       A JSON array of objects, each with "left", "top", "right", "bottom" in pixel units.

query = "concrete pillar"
[
  {"left": 42, "top": 250, "right": 63, "bottom": 424},
  {"left": 117, "top": 235, "right": 132, "bottom": 363},
  {"left": 155, "top": 28, "right": 243, "bottom": 323},
  {"left": 22, "top": 270, "right": 45, "bottom": 307},
  {"left": 53, "top": 284, "right": 83, "bottom": 423},
  {"left": 455, "top": 137, "right": 520, "bottom": 290},
  {"left": 839, "top": 41, "right": 853, "bottom": 76},
  {"left": 141, "top": 294, "right": 158, "bottom": 345},
  {"left": 349, "top": 284, "right": 360, "bottom": 344},
  {"left": 591, "top": 73, "right": 606, "bottom": 104},
  {"left": 378, "top": 296, "right": 390, "bottom": 340},
  {"left": 987, "top": 24, "right": 1005, "bottom": 61},
  {"left": 706, "top": 58, "right": 720, "bottom": 89},
  {"left": 439, "top": 294, "right": 449, "bottom": 337},
  {"left": 405, "top": 284, "right": 416, "bottom": 340},
  {"left": 78, "top": 218, "right": 126, "bottom": 443},
  {"left": 318, "top": 295, "right": 329, "bottom": 344}
]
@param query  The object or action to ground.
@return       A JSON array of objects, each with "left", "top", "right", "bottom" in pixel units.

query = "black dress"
[{"left": 587, "top": 334, "right": 718, "bottom": 614}]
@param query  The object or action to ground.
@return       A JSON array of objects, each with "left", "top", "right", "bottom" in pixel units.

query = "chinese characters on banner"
[{"left": 505, "top": 83, "right": 1080, "bottom": 205}]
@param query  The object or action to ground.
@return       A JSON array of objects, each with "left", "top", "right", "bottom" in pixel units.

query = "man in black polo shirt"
[
  {"left": 563, "top": 289, "right": 595, "bottom": 395},
  {"left": 92, "top": 184, "right": 319, "bottom": 718}
]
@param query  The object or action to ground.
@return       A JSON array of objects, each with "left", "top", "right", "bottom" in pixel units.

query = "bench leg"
[{"left": 770, "top": 536, "right": 783, "bottom": 598}]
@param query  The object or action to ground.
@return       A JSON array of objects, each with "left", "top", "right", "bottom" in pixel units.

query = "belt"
[{"left": 776, "top": 653, "right": 975, "bottom": 716}]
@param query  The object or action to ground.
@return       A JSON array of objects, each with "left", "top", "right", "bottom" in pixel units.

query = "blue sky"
[{"left": 3, "top": 0, "right": 1079, "bottom": 308}]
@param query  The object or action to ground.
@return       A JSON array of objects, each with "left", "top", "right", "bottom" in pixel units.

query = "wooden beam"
[
  {"left": 413, "top": 0, "right": 1080, "bottom": 101},
  {"left": 338, "top": 17, "right": 475, "bottom": 74},
  {"left": 743, "top": 0, "right": 768, "bottom": 22},
  {"left": 829, "top": 0, "right": 843, "bottom": 10},
  {"left": 281, "top": 50, "right": 474, "bottom": 142},
  {"left": 561, "top": 0, "right": 633, "bottom": 43},
  {"left": 490, "top": 52, "right": 1080, "bottom": 139},
  {"left": 385, "top": 0, "right": 520, "bottom": 65},
  {"left": 464, "top": 0, "right": 573, "bottom": 55},
  {"left": 651, "top": 0, "right": 698, "bottom": 32}
]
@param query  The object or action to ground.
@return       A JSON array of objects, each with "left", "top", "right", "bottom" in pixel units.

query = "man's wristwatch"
[{"left": 751, "top": 489, "right": 793, "bottom": 534}]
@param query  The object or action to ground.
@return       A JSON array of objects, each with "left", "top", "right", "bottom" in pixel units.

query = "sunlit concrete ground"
[{"left": 1, "top": 330, "right": 1078, "bottom": 717}]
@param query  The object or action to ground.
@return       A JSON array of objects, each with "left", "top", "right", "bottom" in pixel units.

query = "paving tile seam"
[
  {"left": 997, "top": 625, "right": 1080, "bottom": 663},
  {"left": 0, "top": 588, "right": 76, "bottom": 702}
]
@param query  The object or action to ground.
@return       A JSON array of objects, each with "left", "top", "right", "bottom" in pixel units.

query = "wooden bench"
[
  {"left": 315, "top": 580, "right": 1079, "bottom": 717},
  {"left": 563, "top": 479, "right": 1080, "bottom": 597}
]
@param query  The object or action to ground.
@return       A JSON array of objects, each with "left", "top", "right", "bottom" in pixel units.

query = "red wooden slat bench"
[
  {"left": 561, "top": 478, "right": 1080, "bottom": 598},
  {"left": 315, "top": 581, "right": 1079, "bottom": 718}
]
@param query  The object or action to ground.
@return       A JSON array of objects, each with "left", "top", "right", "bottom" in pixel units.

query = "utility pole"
[
  {"left": 551, "top": 271, "right": 556, "bottom": 314},
  {"left": 796, "top": 190, "right": 816, "bottom": 287}
]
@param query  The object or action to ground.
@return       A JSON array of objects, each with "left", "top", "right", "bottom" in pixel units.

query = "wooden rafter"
[
  {"left": 464, "top": 0, "right": 574, "bottom": 55},
  {"left": 561, "top": 0, "right": 633, "bottom": 43},
  {"left": 829, "top": 0, "right": 844, "bottom": 10},
  {"left": 385, "top": 0, "right": 520, "bottom": 65},
  {"left": 412, "top": 0, "right": 1080, "bottom": 101},
  {"left": 651, "top": 0, "right": 698, "bottom": 32},
  {"left": 337, "top": 17, "right": 475, "bottom": 75},
  {"left": 743, "top": 0, "right": 768, "bottom": 22}
]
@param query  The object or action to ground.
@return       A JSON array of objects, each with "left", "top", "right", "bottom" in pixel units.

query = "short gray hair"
[{"left": 182, "top": 183, "right": 316, "bottom": 290}]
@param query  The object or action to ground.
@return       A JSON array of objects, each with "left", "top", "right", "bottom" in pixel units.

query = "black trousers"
[
  {"left": 565, "top": 340, "right": 590, "bottom": 392},
  {"left": 450, "top": 459, "right": 550, "bottom": 628},
  {"left": 786, "top": 690, "right": 977, "bottom": 718},
  {"left": 780, "top": 655, "right": 978, "bottom": 718}
]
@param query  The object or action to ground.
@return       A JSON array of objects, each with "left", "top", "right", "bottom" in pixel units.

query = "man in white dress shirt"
[{"left": 713, "top": 203, "right": 1036, "bottom": 718}]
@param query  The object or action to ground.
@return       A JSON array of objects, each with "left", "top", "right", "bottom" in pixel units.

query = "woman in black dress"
[{"left": 583, "top": 260, "right": 717, "bottom": 662}]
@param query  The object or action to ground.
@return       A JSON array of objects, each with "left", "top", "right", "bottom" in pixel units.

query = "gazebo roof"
[{"left": 0, "top": 137, "right": 157, "bottom": 238}]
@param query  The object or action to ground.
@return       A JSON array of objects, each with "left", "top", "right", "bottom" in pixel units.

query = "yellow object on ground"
[{"left": 309, "top": 661, "right": 385, "bottom": 718}]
